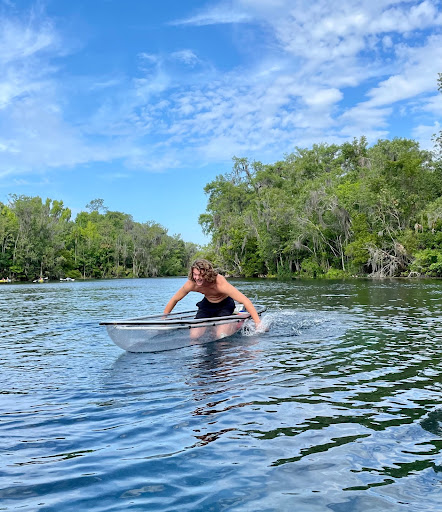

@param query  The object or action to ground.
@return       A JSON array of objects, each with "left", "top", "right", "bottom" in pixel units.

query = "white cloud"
[
  {"left": 0, "top": 16, "right": 57, "bottom": 64},
  {"left": 412, "top": 121, "right": 441, "bottom": 151},
  {"left": 171, "top": 49, "right": 200, "bottom": 66},
  {"left": 304, "top": 88, "right": 343, "bottom": 108},
  {"left": 171, "top": 4, "right": 253, "bottom": 26},
  {"left": 339, "top": 104, "right": 392, "bottom": 141},
  {"left": 271, "top": 0, "right": 441, "bottom": 66},
  {"left": 420, "top": 92, "right": 442, "bottom": 114},
  {"left": 138, "top": 52, "right": 159, "bottom": 64},
  {"left": 0, "top": 96, "right": 120, "bottom": 175},
  {"left": 369, "top": 0, "right": 440, "bottom": 33},
  {"left": 382, "top": 35, "right": 393, "bottom": 49},
  {"left": 0, "top": 14, "right": 59, "bottom": 110},
  {"left": 89, "top": 78, "right": 123, "bottom": 91},
  {"left": 364, "top": 35, "right": 442, "bottom": 107}
]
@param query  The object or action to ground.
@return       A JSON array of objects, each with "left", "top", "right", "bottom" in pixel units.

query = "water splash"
[
  {"left": 241, "top": 313, "right": 274, "bottom": 336},
  {"left": 241, "top": 310, "right": 327, "bottom": 336}
]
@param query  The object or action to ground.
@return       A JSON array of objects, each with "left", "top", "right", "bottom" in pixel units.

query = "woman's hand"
[{"left": 255, "top": 321, "right": 269, "bottom": 333}]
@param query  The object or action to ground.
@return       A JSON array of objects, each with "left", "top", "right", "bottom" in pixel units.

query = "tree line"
[
  {"left": 199, "top": 136, "right": 442, "bottom": 278},
  {"left": 2, "top": 134, "right": 442, "bottom": 282},
  {"left": 0, "top": 197, "right": 199, "bottom": 281}
]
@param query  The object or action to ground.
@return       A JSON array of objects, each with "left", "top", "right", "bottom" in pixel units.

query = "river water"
[{"left": 1, "top": 277, "right": 442, "bottom": 511}]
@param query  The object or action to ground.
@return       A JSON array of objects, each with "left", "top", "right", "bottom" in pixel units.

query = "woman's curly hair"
[{"left": 188, "top": 259, "right": 218, "bottom": 283}]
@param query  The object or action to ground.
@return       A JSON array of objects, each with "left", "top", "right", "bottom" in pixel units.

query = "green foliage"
[
  {"left": 344, "top": 214, "right": 377, "bottom": 271},
  {"left": 276, "top": 262, "right": 293, "bottom": 280},
  {"left": 66, "top": 269, "right": 82, "bottom": 279},
  {"left": 410, "top": 249, "right": 442, "bottom": 276},
  {"left": 0, "top": 196, "right": 193, "bottom": 281},
  {"left": 300, "top": 257, "right": 323, "bottom": 277},
  {"left": 324, "top": 268, "right": 350, "bottom": 279},
  {"left": 200, "top": 135, "right": 442, "bottom": 278}
]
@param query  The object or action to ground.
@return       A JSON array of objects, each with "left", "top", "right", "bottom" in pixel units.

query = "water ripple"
[{"left": 1, "top": 278, "right": 442, "bottom": 511}]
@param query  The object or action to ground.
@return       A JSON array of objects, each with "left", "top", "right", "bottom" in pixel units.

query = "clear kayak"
[{"left": 100, "top": 305, "right": 267, "bottom": 352}]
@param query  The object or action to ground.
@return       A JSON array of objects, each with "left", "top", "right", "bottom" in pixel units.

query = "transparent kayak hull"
[{"left": 100, "top": 306, "right": 266, "bottom": 352}]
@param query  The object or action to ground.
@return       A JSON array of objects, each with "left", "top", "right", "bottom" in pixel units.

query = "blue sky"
[{"left": 0, "top": 0, "right": 441, "bottom": 244}]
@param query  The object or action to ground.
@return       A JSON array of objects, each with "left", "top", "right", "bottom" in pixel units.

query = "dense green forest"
[
  {"left": 1, "top": 135, "right": 442, "bottom": 282},
  {"left": 199, "top": 136, "right": 442, "bottom": 278},
  {"left": 0, "top": 197, "right": 199, "bottom": 281},
  {"left": 1, "top": 134, "right": 441, "bottom": 282}
]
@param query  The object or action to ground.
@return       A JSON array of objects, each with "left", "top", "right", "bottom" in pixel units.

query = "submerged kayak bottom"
[
  {"left": 100, "top": 306, "right": 266, "bottom": 352},
  {"left": 105, "top": 318, "right": 245, "bottom": 352}
]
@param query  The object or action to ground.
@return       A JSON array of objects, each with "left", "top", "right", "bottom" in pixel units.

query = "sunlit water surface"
[{"left": 1, "top": 278, "right": 442, "bottom": 511}]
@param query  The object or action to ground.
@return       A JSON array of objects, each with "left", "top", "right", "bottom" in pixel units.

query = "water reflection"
[{"left": 421, "top": 408, "right": 442, "bottom": 437}]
